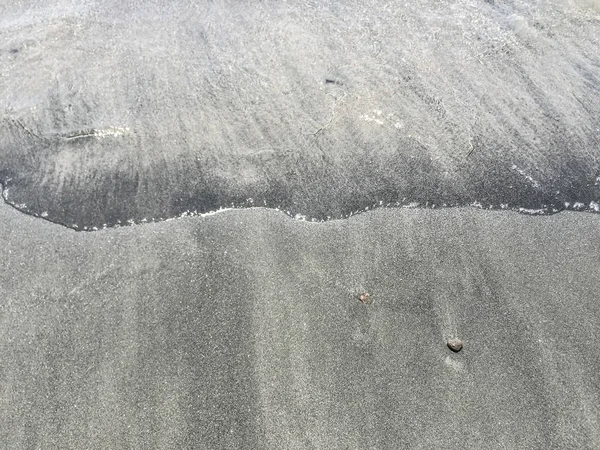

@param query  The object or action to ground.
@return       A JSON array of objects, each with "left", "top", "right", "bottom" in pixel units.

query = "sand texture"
[{"left": 2, "top": 204, "right": 600, "bottom": 449}]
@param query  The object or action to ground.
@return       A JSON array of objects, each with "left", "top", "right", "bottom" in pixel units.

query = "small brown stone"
[
  {"left": 359, "top": 293, "right": 371, "bottom": 304},
  {"left": 447, "top": 338, "right": 463, "bottom": 352}
]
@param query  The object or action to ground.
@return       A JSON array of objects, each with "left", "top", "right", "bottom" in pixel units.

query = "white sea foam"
[{"left": 511, "top": 165, "right": 540, "bottom": 188}]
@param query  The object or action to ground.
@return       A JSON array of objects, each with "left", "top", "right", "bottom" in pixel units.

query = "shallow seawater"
[
  {"left": 2, "top": 179, "right": 599, "bottom": 232},
  {"left": 1, "top": 0, "right": 599, "bottom": 231}
]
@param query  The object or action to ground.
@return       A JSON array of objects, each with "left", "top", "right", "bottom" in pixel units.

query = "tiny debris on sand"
[{"left": 359, "top": 293, "right": 372, "bottom": 304}]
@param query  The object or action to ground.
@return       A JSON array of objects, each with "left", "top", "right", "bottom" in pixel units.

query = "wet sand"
[{"left": 2, "top": 202, "right": 600, "bottom": 449}]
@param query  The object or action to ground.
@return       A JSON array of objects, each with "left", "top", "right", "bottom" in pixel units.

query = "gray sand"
[
  {"left": 2, "top": 1, "right": 600, "bottom": 448},
  {"left": 2, "top": 202, "right": 600, "bottom": 449}
]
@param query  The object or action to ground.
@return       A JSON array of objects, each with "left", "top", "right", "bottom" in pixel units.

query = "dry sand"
[{"left": 2, "top": 201, "right": 599, "bottom": 449}]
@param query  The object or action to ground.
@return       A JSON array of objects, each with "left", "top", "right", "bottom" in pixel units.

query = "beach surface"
[
  {"left": 2, "top": 0, "right": 600, "bottom": 448},
  {"left": 2, "top": 202, "right": 600, "bottom": 449}
]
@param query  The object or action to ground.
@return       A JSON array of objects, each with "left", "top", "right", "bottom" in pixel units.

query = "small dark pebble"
[
  {"left": 325, "top": 78, "right": 343, "bottom": 85},
  {"left": 447, "top": 338, "right": 463, "bottom": 352}
]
